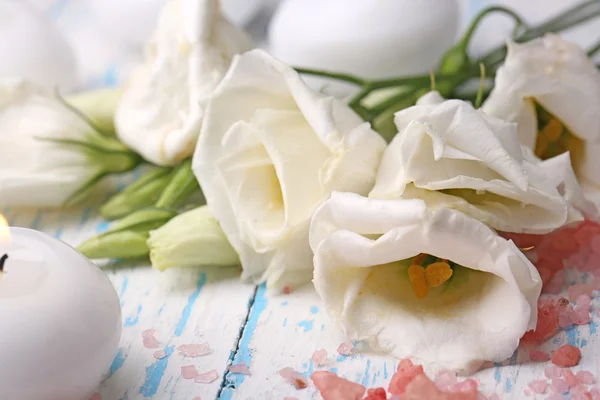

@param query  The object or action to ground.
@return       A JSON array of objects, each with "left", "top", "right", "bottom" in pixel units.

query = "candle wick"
[{"left": 0, "top": 253, "right": 7, "bottom": 272}]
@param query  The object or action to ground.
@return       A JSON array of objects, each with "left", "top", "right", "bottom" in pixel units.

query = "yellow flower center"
[
  {"left": 534, "top": 103, "right": 584, "bottom": 174},
  {"left": 408, "top": 254, "right": 454, "bottom": 299}
]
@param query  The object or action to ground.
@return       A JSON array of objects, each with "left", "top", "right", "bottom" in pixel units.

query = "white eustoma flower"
[
  {"left": 310, "top": 192, "right": 542, "bottom": 374},
  {"left": 370, "top": 95, "right": 579, "bottom": 234},
  {"left": 483, "top": 34, "right": 600, "bottom": 190},
  {"left": 0, "top": 79, "right": 141, "bottom": 207},
  {"left": 193, "top": 49, "right": 387, "bottom": 292},
  {"left": 115, "top": 0, "right": 253, "bottom": 166}
]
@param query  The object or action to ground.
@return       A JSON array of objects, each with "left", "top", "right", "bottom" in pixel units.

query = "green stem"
[
  {"left": 474, "top": 63, "right": 486, "bottom": 109},
  {"left": 461, "top": 6, "right": 527, "bottom": 51},
  {"left": 588, "top": 39, "right": 600, "bottom": 57},
  {"left": 293, "top": 67, "right": 367, "bottom": 87}
]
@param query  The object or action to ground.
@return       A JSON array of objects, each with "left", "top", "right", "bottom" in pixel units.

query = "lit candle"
[{"left": 0, "top": 216, "right": 121, "bottom": 400}]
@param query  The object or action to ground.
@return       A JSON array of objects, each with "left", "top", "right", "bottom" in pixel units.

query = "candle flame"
[{"left": 0, "top": 214, "right": 10, "bottom": 246}]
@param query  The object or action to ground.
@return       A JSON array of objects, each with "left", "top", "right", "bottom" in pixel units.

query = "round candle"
[{"left": 0, "top": 227, "right": 121, "bottom": 400}]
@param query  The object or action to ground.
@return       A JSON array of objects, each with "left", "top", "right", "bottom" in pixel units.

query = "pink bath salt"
[
  {"left": 228, "top": 362, "right": 250, "bottom": 375},
  {"left": 311, "top": 349, "right": 328, "bottom": 365},
  {"left": 528, "top": 380, "right": 547, "bottom": 394},
  {"left": 141, "top": 329, "right": 160, "bottom": 349},
  {"left": 177, "top": 343, "right": 211, "bottom": 357},
  {"left": 337, "top": 341, "right": 355, "bottom": 356},
  {"left": 195, "top": 369, "right": 219, "bottom": 384},
  {"left": 364, "top": 387, "right": 387, "bottom": 400},
  {"left": 543, "top": 269, "right": 566, "bottom": 294},
  {"left": 192, "top": 397, "right": 201, "bottom": 400},
  {"left": 89, "top": 393, "right": 101, "bottom": 400},
  {"left": 283, "top": 398, "right": 300, "bottom": 400},
  {"left": 448, "top": 379, "right": 479, "bottom": 394},
  {"left": 181, "top": 365, "right": 198, "bottom": 379},
  {"left": 435, "top": 370, "right": 458, "bottom": 390},
  {"left": 551, "top": 378, "right": 570, "bottom": 394},
  {"left": 153, "top": 350, "right": 167, "bottom": 359},
  {"left": 552, "top": 344, "right": 582, "bottom": 367},
  {"left": 529, "top": 349, "right": 551, "bottom": 362},
  {"left": 545, "top": 365, "right": 563, "bottom": 379},
  {"left": 576, "top": 370, "right": 595, "bottom": 384},
  {"left": 591, "top": 276, "right": 600, "bottom": 290},
  {"left": 590, "top": 235, "right": 600, "bottom": 254},
  {"left": 577, "top": 294, "right": 592, "bottom": 307},
  {"left": 569, "top": 284, "right": 594, "bottom": 302},
  {"left": 388, "top": 359, "right": 425, "bottom": 395},
  {"left": 559, "top": 304, "right": 576, "bottom": 328},
  {"left": 283, "top": 286, "right": 292, "bottom": 294},
  {"left": 552, "top": 229, "right": 580, "bottom": 254},
  {"left": 487, "top": 394, "right": 501, "bottom": 400},
  {"left": 575, "top": 221, "right": 600, "bottom": 245},
  {"left": 522, "top": 298, "right": 560, "bottom": 343},
  {"left": 311, "top": 371, "right": 366, "bottom": 400},
  {"left": 562, "top": 369, "right": 579, "bottom": 387},
  {"left": 523, "top": 388, "right": 533, "bottom": 396},
  {"left": 279, "top": 367, "right": 308, "bottom": 389},
  {"left": 548, "top": 394, "right": 569, "bottom": 400},
  {"left": 572, "top": 306, "right": 591, "bottom": 325}
]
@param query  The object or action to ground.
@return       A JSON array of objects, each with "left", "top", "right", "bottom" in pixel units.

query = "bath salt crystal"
[
  {"left": 337, "top": 341, "right": 355, "bottom": 356},
  {"left": 283, "top": 398, "right": 300, "bottom": 400},
  {"left": 548, "top": 394, "right": 569, "bottom": 400},
  {"left": 448, "top": 378, "right": 478, "bottom": 394},
  {"left": 562, "top": 369, "right": 579, "bottom": 387},
  {"left": 551, "top": 378, "right": 569, "bottom": 394},
  {"left": 569, "top": 284, "right": 594, "bottom": 302},
  {"left": 487, "top": 394, "right": 502, "bottom": 400},
  {"left": 529, "top": 349, "right": 551, "bottom": 361},
  {"left": 545, "top": 365, "right": 563, "bottom": 379},
  {"left": 195, "top": 370, "right": 219, "bottom": 384},
  {"left": 528, "top": 380, "right": 547, "bottom": 394},
  {"left": 575, "top": 221, "right": 600, "bottom": 246},
  {"left": 388, "top": 359, "right": 424, "bottom": 395},
  {"left": 435, "top": 370, "right": 458, "bottom": 389},
  {"left": 590, "top": 235, "right": 600, "bottom": 255},
  {"left": 141, "top": 329, "right": 160, "bottom": 349},
  {"left": 522, "top": 298, "right": 560, "bottom": 343},
  {"left": 311, "top": 349, "right": 328, "bottom": 365},
  {"left": 177, "top": 343, "right": 211, "bottom": 357},
  {"left": 552, "top": 345, "right": 581, "bottom": 367},
  {"left": 311, "top": 371, "right": 366, "bottom": 400},
  {"left": 571, "top": 384, "right": 594, "bottom": 400},
  {"left": 153, "top": 350, "right": 167, "bottom": 359},
  {"left": 89, "top": 394, "right": 101, "bottom": 400},
  {"left": 523, "top": 388, "right": 533, "bottom": 396},
  {"left": 279, "top": 367, "right": 308, "bottom": 389},
  {"left": 543, "top": 269, "right": 566, "bottom": 294},
  {"left": 364, "top": 387, "right": 387, "bottom": 400},
  {"left": 228, "top": 362, "right": 250, "bottom": 375},
  {"left": 576, "top": 370, "right": 595, "bottom": 384},
  {"left": 181, "top": 365, "right": 198, "bottom": 379},
  {"left": 576, "top": 294, "right": 592, "bottom": 307}
]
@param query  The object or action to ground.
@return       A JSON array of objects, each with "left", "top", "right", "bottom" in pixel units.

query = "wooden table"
[{"left": 4, "top": 175, "right": 599, "bottom": 400}]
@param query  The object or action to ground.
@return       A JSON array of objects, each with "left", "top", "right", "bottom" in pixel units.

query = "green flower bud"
[
  {"left": 66, "top": 88, "right": 121, "bottom": 136},
  {"left": 148, "top": 206, "right": 239, "bottom": 271}
]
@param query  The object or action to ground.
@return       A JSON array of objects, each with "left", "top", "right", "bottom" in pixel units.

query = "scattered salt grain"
[
  {"left": 89, "top": 393, "right": 101, "bottom": 400},
  {"left": 435, "top": 370, "right": 458, "bottom": 390},
  {"left": 192, "top": 397, "right": 201, "bottom": 400},
  {"left": 311, "top": 349, "right": 328, "bottom": 365},
  {"left": 364, "top": 387, "right": 387, "bottom": 400},
  {"left": 388, "top": 359, "right": 424, "bottom": 395},
  {"left": 552, "top": 344, "right": 581, "bottom": 367},
  {"left": 195, "top": 370, "right": 219, "bottom": 384},
  {"left": 141, "top": 329, "right": 160, "bottom": 349},
  {"left": 576, "top": 370, "right": 595, "bottom": 384},
  {"left": 487, "top": 394, "right": 502, "bottom": 400},
  {"left": 181, "top": 365, "right": 198, "bottom": 379},
  {"left": 153, "top": 350, "right": 167, "bottom": 359},
  {"left": 283, "top": 398, "right": 299, "bottom": 400},
  {"left": 545, "top": 365, "right": 563, "bottom": 379},
  {"left": 177, "top": 343, "right": 211, "bottom": 357},
  {"left": 228, "top": 362, "right": 250, "bottom": 375},
  {"left": 311, "top": 371, "right": 366, "bottom": 400},
  {"left": 528, "top": 380, "right": 547, "bottom": 394},
  {"left": 548, "top": 393, "right": 569, "bottom": 400},
  {"left": 283, "top": 286, "right": 292, "bottom": 294},
  {"left": 529, "top": 349, "right": 551, "bottom": 362},
  {"left": 522, "top": 298, "right": 560, "bottom": 343},
  {"left": 568, "top": 284, "right": 594, "bottom": 302},
  {"left": 562, "top": 369, "right": 578, "bottom": 387},
  {"left": 551, "top": 378, "right": 569, "bottom": 394},
  {"left": 337, "top": 341, "right": 355, "bottom": 356},
  {"left": 279, "top": 367, "right": 308, "bottom": 389}
]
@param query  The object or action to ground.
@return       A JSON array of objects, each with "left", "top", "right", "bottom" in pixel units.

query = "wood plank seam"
[{"left": 216, "top": 285, "right": 259, "bottom": 399}]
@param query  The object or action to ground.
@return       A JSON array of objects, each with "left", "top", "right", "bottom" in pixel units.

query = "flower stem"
[
  {"left": 293, "top": 67, "right": 367, "bottom": 87},
  {"left": 588, "top": 39, "right": 600, "bottom": 57}
]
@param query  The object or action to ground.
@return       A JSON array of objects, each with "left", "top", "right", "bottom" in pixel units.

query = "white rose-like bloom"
[
  {"left": 482, "top": 34, "right": 600, "bottom": 189},
  {"left": 310, "top": 192, "right": 542, "bottom": 374},
  {"left": 193, "top": 49, "right": 387, "bottom": 291},
  {"left": 115, "top": 0, "right": 253, "bottom": 166},
  {"left": 0, "top": 80, "right": 141, "bottom": 207},
  {"left": 371, "top": 96, "right": 579, "bottom": 234}
]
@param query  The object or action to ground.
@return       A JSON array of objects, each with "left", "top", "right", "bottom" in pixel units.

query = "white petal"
[
  {"left": 483, "top": 35, "right": 600, "bottom": 144},
  {"left": 115, "top": 0, "right": 253, "bottom": 166},
  {"left": 580, "top": 141, "right": 600, "bottom": 188},
  {"left": 311, "top": 192, "right": 541, "bottom": 374},
  {"left": 371, "top": 99, "right": 569, "bottom": 233},
  {"left": 194, "top": 49, "right": 386, "bottom": 287}
]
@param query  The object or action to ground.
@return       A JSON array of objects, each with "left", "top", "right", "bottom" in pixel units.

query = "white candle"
[{"left": 0, "top": 226, "right": 121, "bottom": 400}]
